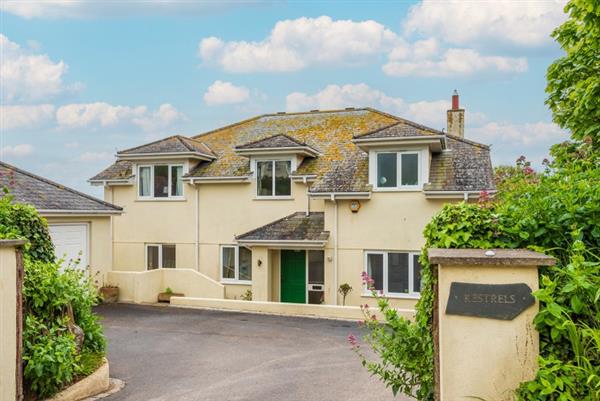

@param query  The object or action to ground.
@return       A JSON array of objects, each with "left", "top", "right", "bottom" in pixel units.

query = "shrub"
[{"left": 0, "top": 191, "right": 55, "bottom": 262}]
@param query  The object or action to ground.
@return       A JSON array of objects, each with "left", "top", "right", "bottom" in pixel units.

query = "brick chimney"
[{"left": 447, "top": 90, "right": 464, "bottom": 138}]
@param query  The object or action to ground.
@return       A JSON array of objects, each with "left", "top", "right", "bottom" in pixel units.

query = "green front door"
[{"left": 280, "top": 250, "right": 306, "bottom": 303}]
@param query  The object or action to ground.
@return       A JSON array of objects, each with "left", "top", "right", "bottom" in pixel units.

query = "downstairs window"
[
  {"left": 221, "top": 245, "right": 252, "bottom": 283},
  {"left": 364, "top": 251, "right": 422, "bottom": 297}
]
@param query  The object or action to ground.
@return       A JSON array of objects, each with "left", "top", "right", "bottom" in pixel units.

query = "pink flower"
[
  {"left": 523, "top": 166, "right": 534, "bottom": 175},
  {"left": 347, "top": 333, "right": 358, "bottom": 346}
]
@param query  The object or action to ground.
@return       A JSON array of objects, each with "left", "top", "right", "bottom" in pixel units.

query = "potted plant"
[
  {"left": 99, "top": 284, "right": 119, "bottom": 303},
  {"left": 158, "top": 287, "right": 184, "bottom": 303},
  {"left": 338, "top": 283, "right": 353, "bottom": 306}
]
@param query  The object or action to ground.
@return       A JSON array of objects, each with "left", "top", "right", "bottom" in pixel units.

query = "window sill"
[
  {"left": 221, "top": 280, "right": 252, "bottom": 286},
  {"left": 372, "top": 187, "right": 422, "bottom": 193},
  {"left": 361, "top": 292, "right": 420, "bottom": 300},
  {"left": 136, "top": 197, "right": 186, "bottom": 202},
  {"left": 253, "top": 196, "right": 294, "bottom": 201}
]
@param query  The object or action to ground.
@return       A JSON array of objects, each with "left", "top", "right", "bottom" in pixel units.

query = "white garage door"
[{"left": 49, "top": 224, "right": 89, "bottom": 273}]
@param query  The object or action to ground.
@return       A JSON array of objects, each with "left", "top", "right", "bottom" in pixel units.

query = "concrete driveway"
[{"left": 96, "top": 304, "right": 413, "bottom": 401}]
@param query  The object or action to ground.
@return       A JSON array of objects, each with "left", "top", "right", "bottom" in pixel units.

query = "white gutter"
[
  {"left": 423, "top": 190, "right": 497, "bottom": 199},
  {"left": 39, "top": 209, "right": 123, "bottom": 216},
  {"left": 309, "top": 191, "right": 371, "bottom": 199},
  {"left": 88, "top": 179, "right": 133, "bottom": 186},
  {"left": 235, "top": 239, "right": 328, "bottom": 249},
  {"left": 195, "top": 185, "right": 200, "bottom": 271},
  {"left": 186, "top": 176, "right": 251, "bottom": 184}
]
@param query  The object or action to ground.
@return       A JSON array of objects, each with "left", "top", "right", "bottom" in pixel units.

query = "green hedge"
[{"left": 0, "top": 193, "right": 106, "bottom": 398}]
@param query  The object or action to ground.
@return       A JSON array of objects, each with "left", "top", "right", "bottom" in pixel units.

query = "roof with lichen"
[
  {"left": 91, "top": 108, "right": 495, "bottom": 192},
  {"left": 236, "top": 212, "right": 329, "bottom": 242},
  {"left": 118, "top": 135, "right": 215, "bottom": 157},
  {"left": 1, "top": 161, "right": 122, "bottom": 213}
]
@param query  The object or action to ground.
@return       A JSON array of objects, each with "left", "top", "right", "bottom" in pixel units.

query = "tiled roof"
[
  {"left": 189, "top": 109, "right": 398, "bottom": 181},
  {"left": 0, "top": 161, "right": 122, "bottom": 213},
  {"left": 92, "top": 108, "right": 495, "bottom": 193},
  {"left": 424, "top": 136, "right": 495, "bottom": 192},
  {"left": 118, "top": 135, "right": 215, "bottom": 157},
  {"left": 353, "top": 119, "right": 441, "bottom": 140},
  {"left": 236, "top": 212, "right": 329, "bottom": 242},
  {"left": 236, "top": 134, "right": 308, "bottom": 149},
  {"left": 89, "top": 160, "right": 133, "bottom": 182}
]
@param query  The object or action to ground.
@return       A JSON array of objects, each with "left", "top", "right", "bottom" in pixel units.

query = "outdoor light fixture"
[
  {"left": 349, "top": 200, "right": 361, "bottom": 213},
  {"left": 257, "top": 259, "right": 263, "bottom": 266}
]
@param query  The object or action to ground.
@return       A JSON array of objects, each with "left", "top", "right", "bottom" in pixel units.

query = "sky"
[{"left": 0, "top": 0, "right": 570, "bottom": 197}]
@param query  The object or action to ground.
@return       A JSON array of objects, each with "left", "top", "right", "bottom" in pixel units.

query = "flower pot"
[
  {"left": 157, "top": 292, "right": 184, "bottom": 303},
  {"left": 100, "top": 287, "right": 119, "bottom": 303}
]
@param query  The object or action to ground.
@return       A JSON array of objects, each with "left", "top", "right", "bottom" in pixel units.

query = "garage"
[{"left": 49, "top": 224, "right": 89, "bottom": 272}]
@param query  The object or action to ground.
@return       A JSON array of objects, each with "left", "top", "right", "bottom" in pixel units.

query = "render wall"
[
  {"left": 106, "top": 177, "right": 453, "bottom": 307},
  {"left": 0, "top": 244, "right": 19, "bottom": 401}
]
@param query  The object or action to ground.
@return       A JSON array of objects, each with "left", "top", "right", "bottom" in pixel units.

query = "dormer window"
[
  {"left": 138, "top": 164, "right": 183, "bottom": 199},
  {"left": 256, "top": 160, "right": 291, "bottom": 197},
  {"left": 374, "top": 151, "right": 420, "bottom": 190}
]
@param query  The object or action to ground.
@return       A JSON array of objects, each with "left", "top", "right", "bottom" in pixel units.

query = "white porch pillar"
[{"left": 251, "top": 246, "right": 271, "bottom": 302}]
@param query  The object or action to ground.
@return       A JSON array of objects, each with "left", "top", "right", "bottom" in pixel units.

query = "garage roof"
[{"left": 0, "top": 161, "right": 123, "bottom": 215}]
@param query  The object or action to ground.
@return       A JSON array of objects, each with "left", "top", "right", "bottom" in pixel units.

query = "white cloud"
[
  {"left": 65, "top": 141, "right": 79, "bottom": 149},
  {"left": 286, "top": 83, "right": 460, "bottom": 129},
  {"left": 383, "top": 47, "right": 527, "bottom": 77},
  {"left": 0, "top": 104, "right": 55, "bottom": 130},
  {"left": 203, "top": 80, "right": 250, "bottom": 105},
  {"left": 56, "top": 102, "right": 184, "bottom": 132},
  {"left": 78, "top": 151, "right": 113, "bottom": 162},
  {"left": 1, "top": 0, "right": 252, "bottom": 19},
  {"left": 132, "top": 103, "right": 185, "bottom": 131},
  {"left": 1, "top": 144, "right": 34, "bottom": 157},
  {"left": 470, "top": 121, "right": 568, "bottom": 147},
  {"left": 198, "top": 16, "right": 400, "bottom": 73},
  {"left": 403, "top": 0, "right": 567, "bottom": 48},
  {"left": 0, "top": 34, "right": 73, "bottom": 102}
]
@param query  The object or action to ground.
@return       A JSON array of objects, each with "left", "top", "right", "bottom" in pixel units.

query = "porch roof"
[{"left": 235, "top": 212, "right": 329, "bottom": 247}]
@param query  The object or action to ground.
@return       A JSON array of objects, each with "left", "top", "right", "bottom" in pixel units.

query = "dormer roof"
[
  {"left": 116, "top": 135, "right": 216, "bottom": 161},
  {"left": 352, "top": 121, "right": 446, "bottom": 152},
  {"left": 235, "top": 134, "right": 320, "bottom": 157}
]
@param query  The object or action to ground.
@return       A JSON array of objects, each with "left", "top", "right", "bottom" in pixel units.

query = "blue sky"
[{"left": 0, "top": 0, "right": 569, "bottom": 197}]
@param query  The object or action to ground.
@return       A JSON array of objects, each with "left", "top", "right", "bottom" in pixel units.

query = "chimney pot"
[
  {"left": 447, "top": 90, "right": 465, "bottom": 138},
  {"left": 452, "top": 89, "right": 459, "bottom": 110}
]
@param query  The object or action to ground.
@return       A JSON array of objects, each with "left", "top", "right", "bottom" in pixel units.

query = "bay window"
[
  {"left": 221, "top": 245, "right": 252, "bottom": 283},
  {"left": 365, "top": 251, "right": 422, "bottom": 297},
  {"left": 256, "top": 160, "right": 291, "bottom": 197},
  {"left": 138, "top": 164, "right": 183, "bottom": 199},
  {"left": 375, "top": 151, "right": 420, "bottom": 189}
]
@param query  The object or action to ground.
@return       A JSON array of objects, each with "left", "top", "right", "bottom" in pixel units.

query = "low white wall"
[
  {"left": 171, "top": 297, "right": 415, "bottom": 321},
  {"left": 107, "top": 269, "right": 224, "bottom": 303}
]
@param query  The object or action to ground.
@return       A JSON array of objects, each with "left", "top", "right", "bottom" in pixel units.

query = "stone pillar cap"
[
  {"left": 0, "top": 239, "right": 27, "bottom": 248},
  {"left": 428, "top": 248, "right": 555, "bottom": 266}
]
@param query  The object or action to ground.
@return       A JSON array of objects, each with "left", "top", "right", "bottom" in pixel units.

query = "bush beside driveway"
[{"left": 96, "top": 304, "right": 413, "bottom": 401}]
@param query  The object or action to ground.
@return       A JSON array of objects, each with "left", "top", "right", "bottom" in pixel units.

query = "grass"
[{"left": 77, "top": 351, "right": 105, "bottom": 377}]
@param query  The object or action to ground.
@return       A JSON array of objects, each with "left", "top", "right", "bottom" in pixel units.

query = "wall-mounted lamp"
[
  {"left": 349, "top": 200, "right": 361, "bottom": 213},
  {"left": 257, "top": 259, "right": 263, "bottom": 267}
]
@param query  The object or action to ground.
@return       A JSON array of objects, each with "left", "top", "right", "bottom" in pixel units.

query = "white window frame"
[
  {"left": 370, "top": 149, "right": 427, "bottom": 191},
  {"left": 145, "top": 243, "right": 176, "bottom": 270},
  {"left": 363, "top": 251, "right": 421, "bottom": 298},
  {"left": 137, "top": 164, "right": 184, "bottom": 200},
  {"left": 253, "top": 157, "right": 294, "bottom": 199},
  {"left": 220, "top": 245, "right": 252, "bottom": 284}
]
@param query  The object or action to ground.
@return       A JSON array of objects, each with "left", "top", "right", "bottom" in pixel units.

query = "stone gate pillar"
[{"left": 428, "top": 248, "right": 555, "bottom": 401}]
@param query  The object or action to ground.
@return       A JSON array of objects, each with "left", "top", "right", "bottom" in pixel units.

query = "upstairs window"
[
  {"left": 138, "top": 164, "right": 183, "bottom": 198},
  {"left": 375, "top": 152, "right": 420, "bottom": 189},
  {"left": 256, "top": 160, "right": 291, "bottom": 197},
  {"left": 365, "top": 251, "right": 422, "bottom": 297}
]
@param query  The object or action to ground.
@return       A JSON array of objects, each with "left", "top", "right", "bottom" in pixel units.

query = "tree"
[{"left": 546, "top": 0, "right": 600, "bottom": 147}]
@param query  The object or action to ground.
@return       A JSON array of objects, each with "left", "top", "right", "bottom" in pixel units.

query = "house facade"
[{"left": 91, "top": 94, "right": 494, "bottom": 309}]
